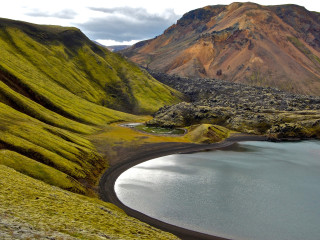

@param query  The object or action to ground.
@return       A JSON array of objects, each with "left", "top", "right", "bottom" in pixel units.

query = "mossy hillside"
[
  {"left": 0, "top": 102, "right": 109, "bottom": 194},
  {"left": 0, "top": 18, "right": 182, "bottom": 196},
  {"left": 0, "top": 165, "right": 178, "bottom": 240},
  {"left": 0, "top": 18, "right": 182, "bottom": 115},
  {"left": 0, "top": 79, "right": 96, "bottom": 134},
  {"left": 0, "top": 18, "right": 184, "bottom": 239},
  {"left": 77, "top": 46, "right": 183, "bottom": 113},
  {"left": 0, "top": 75, "right": 182, "bottom": 195},
  {"left": 131, "top": 122, "right": 231, "bottom": 143},
  {"left": 0, "top": 41, "right": 138, "bottom": 126},
  {"left": 0, "top": 151, "right": 85, "bottom": 193}
]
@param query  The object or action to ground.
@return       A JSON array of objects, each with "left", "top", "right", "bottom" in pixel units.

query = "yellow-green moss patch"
[
  {"left": 0, "top": 165, "right": 178, "bottom": 239},
  {"left": 186, "top": 124, "right": 230, "bottom": 143},
  {"left": 0, "top": 150, "right": 85, "bottom": 193}
]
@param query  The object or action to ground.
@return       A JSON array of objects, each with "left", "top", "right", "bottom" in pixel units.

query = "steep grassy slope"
[
  {"left": 123, "top": 3, "right": 320, "bottom": 96},
  {"left": 0, "top": 101, "right": 112, "bottom": 195},
  {"left": 0, "top": 18, "right": 182, "bottom": 115}
]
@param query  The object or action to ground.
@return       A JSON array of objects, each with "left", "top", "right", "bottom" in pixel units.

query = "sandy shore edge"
[{"left": 99, "top": 135, "right": 267, "bottom": 240}]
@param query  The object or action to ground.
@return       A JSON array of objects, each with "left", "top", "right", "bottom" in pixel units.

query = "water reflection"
[
  {"left": 214, "top": 142, "right": 258, "bottom": 152},
  {"left": 115, "top": 141, "right": 320, "bottom": 240},
  {"left": 136, "top": 165, "right": 198, "bottom": 175}
]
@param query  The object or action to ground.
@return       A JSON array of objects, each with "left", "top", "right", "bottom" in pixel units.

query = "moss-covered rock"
[{"left": 185, "top": 124, "right": 230, "bottom": 143}]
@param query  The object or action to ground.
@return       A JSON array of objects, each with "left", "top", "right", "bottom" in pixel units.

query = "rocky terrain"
[
  {"left": 123, "top": 3, "right": 320, "bottom": 96},
  {"left": 148, "top": 71, "right": 320, "bottom": 140}
]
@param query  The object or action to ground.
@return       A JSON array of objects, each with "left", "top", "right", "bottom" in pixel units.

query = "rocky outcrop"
[
  {"left": 148, "top": 71, "right": 320, "bottom": 140},
  {"left": 148, "top": 70, "right": 320, "bottom": 111}
]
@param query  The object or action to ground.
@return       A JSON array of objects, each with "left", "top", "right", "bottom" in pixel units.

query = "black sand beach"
[
  {"left": 99, "top": 134, "right": 266, "bottom": 240},
  {"left": 99, "top": 135, "right": 267, "bottom": 240}
]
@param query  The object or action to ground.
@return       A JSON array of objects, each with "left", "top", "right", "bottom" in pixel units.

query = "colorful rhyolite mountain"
[{"left": 122, "top": 3, "right": 320, "bottom": 96}]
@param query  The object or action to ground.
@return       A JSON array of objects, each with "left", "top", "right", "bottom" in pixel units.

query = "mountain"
[{"left": 122, "top": 3, "right": 320, "bottom": 96}]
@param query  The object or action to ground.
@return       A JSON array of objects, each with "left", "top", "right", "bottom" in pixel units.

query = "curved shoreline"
[{"left": 99, "top": 135, "right": 267, "bottom": 240}]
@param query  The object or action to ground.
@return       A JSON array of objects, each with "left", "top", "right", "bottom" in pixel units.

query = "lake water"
[{"left": 115, "top": 141, "right": 320, "bottom": 240}]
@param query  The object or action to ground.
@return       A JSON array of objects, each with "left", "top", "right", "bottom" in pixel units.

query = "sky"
[{"left": 1, "top": 1, "right": 320, "bottom": 46}]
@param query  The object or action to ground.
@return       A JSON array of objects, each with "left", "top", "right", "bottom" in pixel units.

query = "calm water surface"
[{"left": 115, "top": 141, "right": 320, "bottom": 240}]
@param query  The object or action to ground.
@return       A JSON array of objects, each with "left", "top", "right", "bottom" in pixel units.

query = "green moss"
[
  {"left": 0, "top": 150, "right": 85, "bottom": 193},
  {"left": 0, "top": 165, "right": 178, "bottom": 239},
  {"left": 314, "top": 55, "right": 320, "bottom": 64},
  {"left": 0, "top": 102, "right": 111, "bottom": 194},
  {"left": 287, "top": 36, "right": 311, "bottom": 55},
  {"left": 0, "top": 132, "right": 87, "bottom": 178},
  {"left": 252, "top": 122, "right": 272, "bottom": 134},
  {"left": 186, "top": 124, "right": 230, "bottom": 143},
  {"left": 0, "top": 32, "right": 136, "bottom": 125},
  {"left": 0, "top": 80, "right": 96, "bottom": 134}
]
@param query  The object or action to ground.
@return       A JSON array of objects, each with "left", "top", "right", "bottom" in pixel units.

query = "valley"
[{"left": 0, "top": 2, "right": 320, "bottom": 240}]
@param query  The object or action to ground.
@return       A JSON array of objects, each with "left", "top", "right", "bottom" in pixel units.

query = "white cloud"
[
  {"left": 78, "top": 7, "right": 179, "bottom": 41},
  {"left": 26, "top": 9, "right": 77, "bottom": 19},
  {"left": 96, "top": 39, "right": 140, "bottom": 46},
  {"left": 0, "top": 0, "right": 320, "bottom": 43}
]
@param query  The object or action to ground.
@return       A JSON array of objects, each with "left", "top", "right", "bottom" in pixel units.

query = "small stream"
[{"left": 121, "top": 122, "right": 185, "bottom": 135}]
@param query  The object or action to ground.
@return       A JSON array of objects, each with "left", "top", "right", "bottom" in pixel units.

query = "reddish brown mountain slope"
[{"left": 122, "top": 3, "right": 320, "bottom": 96}]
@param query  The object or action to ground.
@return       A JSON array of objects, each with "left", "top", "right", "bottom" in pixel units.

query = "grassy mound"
[{"left": 185, "top": 124, "right": 230, "bottom": 143}]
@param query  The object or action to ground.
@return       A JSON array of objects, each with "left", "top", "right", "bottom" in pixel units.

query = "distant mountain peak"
[{"left": 122, "top": 3, "right": 320, "bottom": 96}]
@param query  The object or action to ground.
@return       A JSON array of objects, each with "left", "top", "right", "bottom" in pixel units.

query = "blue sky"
[{"left": 1, "top": 0, "right": 319, "bottom": 45}]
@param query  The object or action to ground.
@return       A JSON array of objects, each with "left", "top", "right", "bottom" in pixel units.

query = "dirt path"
[{"left": 99, "top": 134, "right": 267, "bottom": 240}]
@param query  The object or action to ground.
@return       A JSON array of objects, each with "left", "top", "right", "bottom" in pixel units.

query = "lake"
[{"left": 115, "top": 141, "right": 320, "bottom": 240}]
